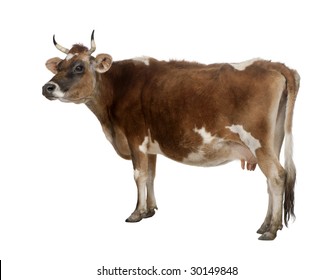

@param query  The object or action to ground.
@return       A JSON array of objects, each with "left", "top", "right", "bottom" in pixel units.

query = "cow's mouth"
[{"left": 42, "top": 93, "right": 57, "bottom": 101}]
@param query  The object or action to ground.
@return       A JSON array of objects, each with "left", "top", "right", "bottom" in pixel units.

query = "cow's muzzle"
[{"left": 42, "top": 82, "right": 59, "bottom": 100}]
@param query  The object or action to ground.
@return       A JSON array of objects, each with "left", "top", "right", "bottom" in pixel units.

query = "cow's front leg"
[
  {"left": 126, "top": 155, "right": 149, "bottom": 222},
  {"left": 126, "top": 141, "right": 149, "bottom": 223},
  {"left": 125, "top": 142, "right": 158, "bottom": 222},
  {"left": 144, "top": 154, "right": 158, "bottom": 218}
]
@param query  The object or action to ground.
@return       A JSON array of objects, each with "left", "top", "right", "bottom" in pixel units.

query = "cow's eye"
[{"left": 73, "top": 64, "right": 84, "bottom": 73}]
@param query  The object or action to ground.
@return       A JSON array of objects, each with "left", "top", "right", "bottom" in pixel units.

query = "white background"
[{"left": 0, "top": 0, "right": 332, "bottom": 279}]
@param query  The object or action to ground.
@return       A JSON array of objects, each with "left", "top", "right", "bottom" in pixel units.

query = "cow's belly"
[
  {"left": 181, "top": 141, "right": 256, "bottom": 167},
  {"left": 146, "top": 134, "right": 257, "bottom": 167}
]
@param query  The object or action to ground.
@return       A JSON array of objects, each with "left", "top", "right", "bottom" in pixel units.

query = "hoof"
[
  {"left": 258, "top": 232, "right": 276, "bottom": 241},
  {"left": 257, "top": 224, "right": 270, "bottom": 234},
  {"left": 142, "top": 209, "right": 156, "bottom": 219},
  {"left": 125, "top": 211, "right": 143, "bottom": 223},
  {"left": 257, "top": 223, "right": 283, "bottom": 235}
]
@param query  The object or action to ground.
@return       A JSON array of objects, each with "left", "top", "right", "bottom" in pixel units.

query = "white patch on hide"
[
  {"left": 139, "top": 136, "right": 149, "bottom": 154},
  {"left": 226, "top": 124, "right": 261, "bottom": 155},
  {"left": 148, "top": 140, "right": 163, "bottom": 154},
  {"left": 183, "top": 127, "right": 234, "bottom": 166},
  {"left": 132, "top": 56, "right": 150, "bottom": 66},
  {"left": 194, "top": 127, "right": 215, "bottom": 144},
  {"left": 186, "top": 150, "right": 206, "bottom": 163},
  {"left": 139, "top": 134, "right": 164, "bottom": 155},
  {"left": 230, "top": 58, "right": 262, "bottom": 71}
]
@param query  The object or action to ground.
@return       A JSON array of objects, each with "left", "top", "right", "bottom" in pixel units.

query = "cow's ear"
[
  {"left": 45, "top": 57, "right": 62, "bottom": 74},
  {"left": 95, "top": 54, "right": 113, "bottom": 73}
]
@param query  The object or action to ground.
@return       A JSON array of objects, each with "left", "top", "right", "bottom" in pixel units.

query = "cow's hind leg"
[
  {"left": 257, "top": 181, "right": 273, "bottom": 234},
  {"left": 257, "top": 150, "right": 285, "bottom": 240},
  {"left": 257, "top": 180, "right": 284, "bottom": 235}
]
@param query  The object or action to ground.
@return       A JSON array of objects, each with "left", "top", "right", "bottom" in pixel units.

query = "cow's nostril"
[
  {"left": 46, "top": 83, "right": 56, "bottom": 93},
  {"left": 42, "top": 83, "right": 58, "bottom": 99}
]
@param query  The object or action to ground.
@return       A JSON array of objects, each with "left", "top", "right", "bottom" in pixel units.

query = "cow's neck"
[
  {"left": 85, "top": 65, "right": 133, "bottom": 159},
  {"left": 85, "top": 70, "right": 114, "bottom": 124}
]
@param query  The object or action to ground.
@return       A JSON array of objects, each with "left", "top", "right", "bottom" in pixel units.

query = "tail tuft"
[{"left": 284, "top": 132, "right": 296, "bottom": 226}]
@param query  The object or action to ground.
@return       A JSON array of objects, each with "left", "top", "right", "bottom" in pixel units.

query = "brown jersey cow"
[{"left": 42, "top": 31, "right": 300, "bottom": 240}]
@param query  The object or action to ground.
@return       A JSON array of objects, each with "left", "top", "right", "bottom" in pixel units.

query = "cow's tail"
[{"left": 281, "top": 66, "right": 300, "bottom": 226}]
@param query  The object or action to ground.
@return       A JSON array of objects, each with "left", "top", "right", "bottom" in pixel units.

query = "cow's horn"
[
  {"left": 88, "top": 30, "right": 96, "bottom": 55},
  {"left": 53, "top": 35, "right": 69, "bottom": 54}
]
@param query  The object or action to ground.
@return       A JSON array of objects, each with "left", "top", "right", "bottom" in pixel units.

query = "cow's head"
[{"left": 42, "top": 31, "right": 112, "bottom": 104}]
